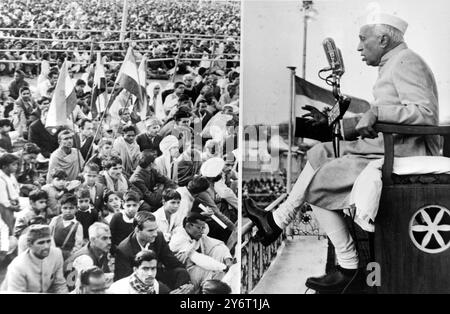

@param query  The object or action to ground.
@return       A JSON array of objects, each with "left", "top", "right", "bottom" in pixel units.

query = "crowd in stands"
[
  {"left": 242, "top": 178, "right": 286, "bottom": 206},
  {"left": 0, "top": 0, "right": 240, "bottom": 78},
  {"left": 0, "top": 0, "right": 239, "bottom": 295}
]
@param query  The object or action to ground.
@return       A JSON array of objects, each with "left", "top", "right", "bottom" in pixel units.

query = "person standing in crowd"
[
  {"left": 146, "top": 82, "right": 165, "bottom": 122},
  {"left": 114, "top": 211, "right": 191, "bottom": 290},
  {"left": 1, "top": 225, "right": 68, "bottom": 293},
  {"left": 0, "top": 153, "right": 21, "bottom": 236},
  {"left": 47, "top": 130, "right": 84, "bottom": 183}
]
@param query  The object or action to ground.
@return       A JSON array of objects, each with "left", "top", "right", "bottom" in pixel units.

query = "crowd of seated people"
[{"left": 0, "top": 19, "right": 240, "bottom": 292}]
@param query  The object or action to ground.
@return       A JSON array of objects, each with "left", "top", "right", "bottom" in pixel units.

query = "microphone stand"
[{"left": 327, "top": 73, "right": 350, "bottom": 158}]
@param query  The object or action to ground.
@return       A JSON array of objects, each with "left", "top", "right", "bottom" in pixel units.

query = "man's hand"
[
  {"left": 170, "top": 283, "right": 195, "bottom": 294},
  {"left": 175, "top": 250, "right": 193, "bottom": 264},
  {"left": 301, "top": 105, "right": 329, "bottom": 126},
  {"left": 355, "top": 107, "right": 378, "bottom": 139},
  {"left": 200, "top": 206, "right": 214, "bottom": 217}
]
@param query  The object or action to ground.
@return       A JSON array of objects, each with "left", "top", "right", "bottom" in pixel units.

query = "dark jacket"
[
  {"left": 129, "top": 166, "right": 177, "bottom": 210},
  {"left": 79, "top": 183, "right": 105, "bottom": 212},
  {"left": 114, "top": 231, "right": 184, "bottom": 281},
  {"left": 28, "top": 119, "right": 59, "bottom": 158},
  {"left": 135, "top": 133, "right": 163, "bottom": 156}
]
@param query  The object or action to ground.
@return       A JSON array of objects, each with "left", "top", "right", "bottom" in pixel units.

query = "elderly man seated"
[{"left": 169, "top": 213, "right": 234, "bottom": 292}]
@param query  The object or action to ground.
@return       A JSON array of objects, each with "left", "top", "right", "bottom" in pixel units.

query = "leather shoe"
[
  {"left": 305, "top": 266, "right": 362, "bottom": 293},
  {"left": 243, "top": 197, "right": 282, "bottom": 246}
]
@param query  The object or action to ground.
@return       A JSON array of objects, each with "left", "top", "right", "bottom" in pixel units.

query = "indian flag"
[
  {"left": 136, "top": 54, "right": 148, "bottom": 120},
  {"left": 116, "top": 47, "right": 143, "bottom": 104},
  {"left": 45, "top": 60, "right": 77, "bottom": 128}
]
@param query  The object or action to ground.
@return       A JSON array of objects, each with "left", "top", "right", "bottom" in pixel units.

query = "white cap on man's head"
[
  {"left": 159, "top": 135, "right": 179, "bottom": 152},
  {"left": 200, "top": 157, "right": 225, "bottom": 178},
  {"left": 364, "top": 12, "right": 408, "bottom": 35}
]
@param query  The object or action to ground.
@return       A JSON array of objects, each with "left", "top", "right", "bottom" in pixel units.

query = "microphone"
[{"left": 322, "top": 37, "right": 345, "bottom": 76}]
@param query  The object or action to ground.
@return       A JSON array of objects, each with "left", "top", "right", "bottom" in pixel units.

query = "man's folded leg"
[{"left": 244, "top": 162, "right": 316, "bottom": 246}]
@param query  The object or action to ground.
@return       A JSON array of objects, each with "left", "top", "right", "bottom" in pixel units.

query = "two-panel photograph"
[{"left": 0, "top": 0, "right": 449, "bottom": 301}]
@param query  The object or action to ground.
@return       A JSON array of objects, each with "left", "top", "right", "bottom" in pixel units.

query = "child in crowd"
[
  {"left": 153, "top": 189, "right": 181, "bottom": 242},
  {"left": 42, "top": 168, "right": 68, "bottom": 219},
  {"left": 75, "top": 188, "right": 99, "bottom": 240},
  {"left": 49, "top": 193, "right": 84, "bottom": 260},
  {"left": 80, "top": 162, "right": 105, "bottom": 212},
  {"left": 101, "top": 191, "right": 122, "bottom": 224},
  {"left": 109, "top": 190, "right": 140, "bottom": 251}
]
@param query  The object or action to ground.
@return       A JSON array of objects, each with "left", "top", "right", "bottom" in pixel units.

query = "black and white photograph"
[
  {"left": 0, "top": 0, "right": 240, "bottom": 294},
  {"left": 242, "top": 0, "right": 450, "bottom": 294}
]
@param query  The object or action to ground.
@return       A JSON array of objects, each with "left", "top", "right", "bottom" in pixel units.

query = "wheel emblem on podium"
[{"left": 409, "top": 205, "right": 450, "bottom": 254}]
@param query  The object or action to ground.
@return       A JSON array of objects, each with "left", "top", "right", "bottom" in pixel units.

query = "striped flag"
[
  {"left": 136, "top": 54, "right": 148, "bottom": 120},
  {"left": 91, "top": 52, "right": 107, "bottom": 119},
  {"left": 116, "top": 47, "right": 143, "bottom": 104},
  {"left": 45, "top": 61, "right": 77, "bottom": 128},
  {"left": 294, "top": 76, "right": 370, "bottom": 139}
]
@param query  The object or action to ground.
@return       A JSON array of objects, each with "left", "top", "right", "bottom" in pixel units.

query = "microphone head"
[{"left": 322, "top": 37, "right": 344, "bottom": 76}]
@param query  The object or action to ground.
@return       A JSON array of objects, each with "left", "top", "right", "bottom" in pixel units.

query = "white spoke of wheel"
[
  {"left": 421, "top": 231, "right": 433, "bottom": 247},
  {"left": 437, "top": 225, "right": 450, "bottom": 232},
  {"left": 411, "top": 225, "right": 429, "bottom": 232},
  {"left": 434, "top": 232, "right": 446, "bottom": 248},
  {"left": 420, "top": 210, "right": 433, "bottom": 226},
  {"left": 434, "top": 209, "right": 446, "bottom": 225}
]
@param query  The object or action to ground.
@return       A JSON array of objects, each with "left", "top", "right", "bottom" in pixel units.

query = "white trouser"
[
  {"left": 272, "top": 162, "right": 359, "bottom": 269},
  {"left": 273, "top": 161, "right": 315, "bottom": 228}
]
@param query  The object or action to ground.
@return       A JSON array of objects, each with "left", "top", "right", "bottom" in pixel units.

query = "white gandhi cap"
[
  {"left": 200, "top": 157, "right": 225, "bottom": 178},
  {"left": 364, "top": 12, "right": 408, "bottom": 35}
]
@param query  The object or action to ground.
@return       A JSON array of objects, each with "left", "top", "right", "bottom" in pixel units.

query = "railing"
[{"left": 241, "top": 194, "right": 287, "bottom": 294}]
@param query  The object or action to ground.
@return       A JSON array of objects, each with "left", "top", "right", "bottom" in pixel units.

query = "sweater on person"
[
  {"left": 75, "top": 206, "right": 99, "bottom": 239},
  {"left": 109, "top": 212, "right": 134, "bottom": 248}
]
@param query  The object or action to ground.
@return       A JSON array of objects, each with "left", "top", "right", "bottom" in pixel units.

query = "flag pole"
[
  {"left": 71, "top": 112, "right": 82, "bottom": 173},
  {"left": 286, "top": 66, "right": 296, "bottom": 193},
  {"left": 82, "top": 81, "right": 118, "bottom": 169}
]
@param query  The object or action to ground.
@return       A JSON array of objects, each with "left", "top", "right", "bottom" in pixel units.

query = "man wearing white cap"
[
  {"left": 154, "top": 135, "right": 180, "bottom": 182},
  {"left": 201, "top": 157, "right": 238, "bottom": 212},
  {"left": 245, "top": 12, "right": 439, "bottom": 293}
]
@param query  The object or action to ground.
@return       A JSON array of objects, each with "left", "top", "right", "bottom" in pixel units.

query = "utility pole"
[{"left": 120, "top": 0, "right": 129, "bottom": 42}]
